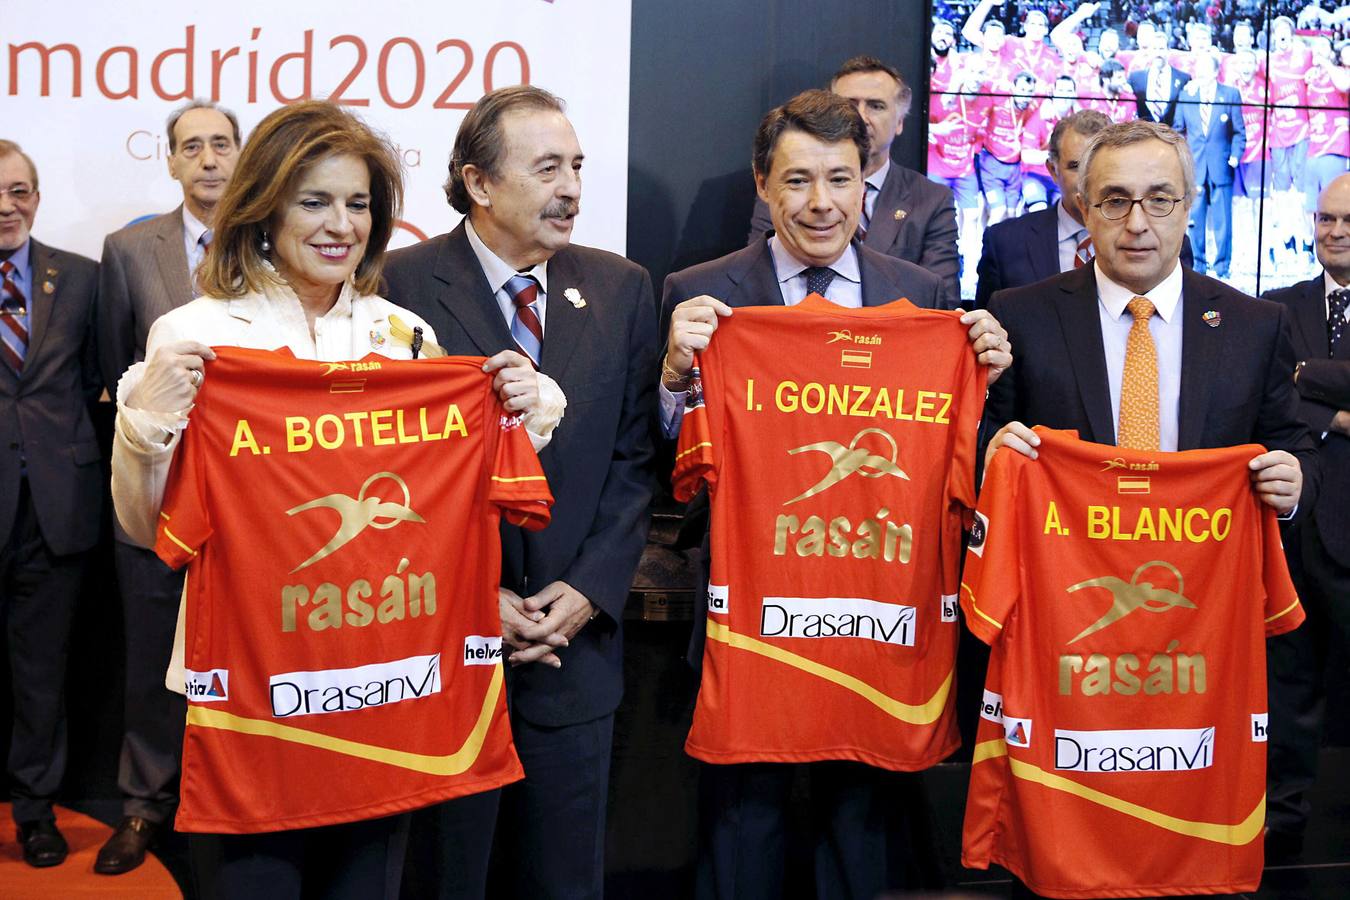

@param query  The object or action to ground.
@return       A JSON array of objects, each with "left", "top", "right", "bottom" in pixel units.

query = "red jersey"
[
  {"left": 931, "top": 53, "right": 956, "bottom": 95},
  {"left": 1306, "top": 68, "right": 1350, "bottom": 158},
  {"left": 1020, "top": 102, "right": 1060, "bottom": 176},
  {"left": 1232, "top": 75, "right": 1270, "bottom": 163},
  {"left": 928, "top": 92, "right": 987, "bottom": 178},
  {"left": 1007, "top": 37, "right": 1057, "bottom": 88},
  {"left": 1084, "top": 91, "right": 1137, "bottom": 124},
  {"left": 961, "top": 429, "right": 1303, "bottom": 898},
  {"left": 984, "top": 83, "right": 1032, "bottom": 164},
  {"left": 157, "top": 348, "right": 552, "bottom": 833},
  {"left": 672, "top": 295, "right": 987, "bottom": 770},
  {"left": 1268, "top": 47, "right": 1311, "bottom": 148}
]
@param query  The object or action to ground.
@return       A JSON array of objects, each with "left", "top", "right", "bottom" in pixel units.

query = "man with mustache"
[
  {"left": 94, "top": 98, "right": 241, "bottom": 876},
  {"left": 382, "top": 84, "right": 657, "bottom": 900}
]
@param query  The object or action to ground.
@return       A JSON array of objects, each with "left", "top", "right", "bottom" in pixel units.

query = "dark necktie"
[
  {"left": 0, "top": 260, "right": 29, "bottom": 375},
  {"left": 805, "top": 266, "right": 836, "bottom": 298},
  {"left": 506, "top": 274, "right": 544, "bottom": 365},
  {"left": 1329, "top": 288, "right": 1350, "bottom": 359}
]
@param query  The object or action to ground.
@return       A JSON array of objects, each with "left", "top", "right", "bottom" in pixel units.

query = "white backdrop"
[{"left": 2, "top": 0, "right": 632, "bottom": 259}]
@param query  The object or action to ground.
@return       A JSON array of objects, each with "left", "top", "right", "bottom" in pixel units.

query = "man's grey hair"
[
  {"left": 166, "top": 99, "right": 242, "bottom": 153},
  {"left": 1048, "top": 109, "right": 1110, "bottom": 164},
  {"left": 1077, "top": 120, "right": 1196, "bottom": 208}
]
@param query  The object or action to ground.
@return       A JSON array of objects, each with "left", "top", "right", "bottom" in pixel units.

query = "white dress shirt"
[
  {"left": 466, "top": 217, "right": 549, "bottom": 331},
  {"left": 1323, "top": 269, "right": 1350, "bottom": 323},
  {"left": 182, "top": 205, "right": 211, "bottom": 285},
  {"left": 1056, "top": 201, "right": 1089, "bottom": 274}
]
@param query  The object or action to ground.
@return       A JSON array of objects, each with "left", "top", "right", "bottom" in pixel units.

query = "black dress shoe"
[
  {"left": 17, "top": 819, "right": 68, "bottom": 868},
  {"left": 94, "top": 815, "right": 156, "bottom": 875}
]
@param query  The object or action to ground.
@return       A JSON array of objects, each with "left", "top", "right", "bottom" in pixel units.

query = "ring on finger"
[{"left": 189, "top": 368, "right": 203, "bottom": 388}]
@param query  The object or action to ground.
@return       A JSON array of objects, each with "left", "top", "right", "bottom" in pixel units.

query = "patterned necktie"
[
  {"left": 506, "top": 273, "right": 544, "bottom": 365},
  {"left": 857, "top": 182, "right": 878, "bottom": 242},
  {"left": 1074, "top": 234, "right": 1094, "bottom": 268},
  {"left": 1200, "top": 93, "right": 1213, "bottom": 135},
  {"left": 1118, "top": 297, "right": 1159, "bottom": 451},
  {"left": 805, "top": 266, "right": 836, "bottom": 298},
  {"left": 201, "top": 229, "right": 214, "bottom": 250},
  {"left": 1329, "top": 288, "right": 1350, "bottom": 359},
  {"left": 0, "top": 260, "right": 28, "bottom": 375}
]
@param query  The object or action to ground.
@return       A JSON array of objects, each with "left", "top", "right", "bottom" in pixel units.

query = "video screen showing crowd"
[{"left": 928, "top": 0, "right": 1350, "bottom": 302}]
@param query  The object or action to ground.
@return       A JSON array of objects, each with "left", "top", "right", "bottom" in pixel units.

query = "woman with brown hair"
[{"left": 109, "top": 99, "right": 560, "bottom": 898}]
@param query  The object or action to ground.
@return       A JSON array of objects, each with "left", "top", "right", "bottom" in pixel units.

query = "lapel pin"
[
  {"left": 1202, "top": 310, "right": 1221, "bottom": 327},
  {"left": 564, "top": 287, "right": 586, "bottom": 308},
  {"left": 45, "top": 268, "right": 56, "bottom": 277},
  {"left": 43, "top": 280, "right": 55, "bottom": 295},
  {"left": 893, "top": 209, "right": 907, "bottom": 221},
  {"left": 369, "top": 328, "right": 386, "bottom": 349}
]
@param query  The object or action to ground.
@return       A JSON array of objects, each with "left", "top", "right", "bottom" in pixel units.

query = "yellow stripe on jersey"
[
  {"left": 1265, "top": 598, "right": 1302, "bottom": 625},
  {"left": 490, "top": 474, "right": 548, "bottom": 484},
  {"left": 706, "top": 619, "right": 952, "bottom": 725},
  {"left": 973, "top": 739, "right": 1265, "bottom": 845},
  {"left": 186, "top": 663, "right": 504, "bottom": 776},
  {"left": 162, "top": 526, "right": 199, "bottom": 558},
  {"left": 960, "top": 582, "right": 1003, "bottom": 629},
  {"left": 675, "top": 440, "right": 713, "bottom": 463}
]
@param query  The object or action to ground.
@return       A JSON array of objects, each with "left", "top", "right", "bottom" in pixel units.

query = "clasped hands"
[{"left": 500, "top": 581, "right": 597, "bottom": 668}]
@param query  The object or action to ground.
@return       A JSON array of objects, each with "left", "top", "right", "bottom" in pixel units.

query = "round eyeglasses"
[{"left": 1092, "top": 195, "right": 1185, "bottom": 220}]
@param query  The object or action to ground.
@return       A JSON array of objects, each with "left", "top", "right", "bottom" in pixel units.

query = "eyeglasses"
[
  {"left": 1092, "top": 195, "right": 1185, "bottom": 220},
  {"left": 0, "top": 186, "right": 35, "bottom": 202}
]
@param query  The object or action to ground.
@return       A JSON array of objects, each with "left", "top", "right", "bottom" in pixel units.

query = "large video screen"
[{"left": 926, "top": 1, "right": 1350, "bottom": 303}]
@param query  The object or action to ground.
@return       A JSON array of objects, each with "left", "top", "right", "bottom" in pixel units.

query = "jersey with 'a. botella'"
[
  {"left": 960, "top": 428, "right": 1302, "bottom": 898},
  {"left": 156, "top": 347, "right": 552, "bottom": 833},
  {"left": 673, "top": 294, "right": 987, "bottom": 770}
]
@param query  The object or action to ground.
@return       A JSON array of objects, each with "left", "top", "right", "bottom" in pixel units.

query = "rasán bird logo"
[
  {"left": 784, "top": 427, "right": 909, "bottom": 505},
  {"left": 1064, "top": 560, "right": 1195, "bottom": 644},
  {"left": 286, "top": 471, "right": 425, "bottom": 572}
]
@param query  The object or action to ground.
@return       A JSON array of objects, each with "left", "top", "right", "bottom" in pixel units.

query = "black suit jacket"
[
  {"left": 1265, "top": 274, "right": 1350, "bottom": 563},
  {"left": 1129, "top": 66, "right": 1191, "bottom": 125},
  {"left": 383, "top": 224, "right": 658, "bottom": 727},
  {"left": 748, "top": 163, "right": 960, "bottom": 309},
  {"left": 662, "top": 239, "right": 943, "bottom": 667},
  {"left": 986, "top": 265, "right": 1317, "bottom": 514},
  {"left": 975, "top": 205, "right": 1196, "bottom": 309},
  {"left": 0, "top": 239, "right": 102, "bottom": 555}
]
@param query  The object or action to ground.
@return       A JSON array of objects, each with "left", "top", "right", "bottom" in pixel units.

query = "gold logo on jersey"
[
  {"left": 286, "top": 471, "right": 425, "bottom": 572},
  {"left": 1065, "top": 560, "right": 1194, "bottom": 644},
  {"left": 784, "top": 427, "right": 909, "bottom": 505},
  {"left": 319, "top": 361, "right": 383, "bottom": 376},
  {"left": 827, "top": 330, "right": 854, "bottom": 344}
]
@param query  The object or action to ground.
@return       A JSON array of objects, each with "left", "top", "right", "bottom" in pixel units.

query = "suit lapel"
[
  {"left": 154, "top": 207, "right": 194, "bottom": 303},
  {"left": 1054, "top": 266, "right": 1116, "bottom": 444},
  {"left": 432, "top": 224, "right": 515, "bottom": 356},
  {"left": 1177, "top": 270, "right": 1228, "bottom": 450},
  {"left": 1028, "top": 208, "right": 1061, "bottom": 281},
  {"left": 864, "top": 165, "right": 905, "bottom": 252},
  {"left": 727, "top": 241, "right": 786, "bottom": 307},
  {"left": 23, "top": 241, "right": 57, "bottom": 375},
  {"left": 1294, "top": 273, "right": 1331, "bottom": 358},
  {"left": 859, "top": 246, "right": 903, "bottom": 307},
  {"left": 538, "top": 249, "right": 590, "bottom": 380}
]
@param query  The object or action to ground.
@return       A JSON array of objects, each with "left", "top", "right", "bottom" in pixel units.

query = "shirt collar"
[
  {"left": 1056, "top": 200, "right": 1086, "bottom": 243},
  {"left": 465, "top": 218, "right": 549, "bottom": 296},
  {"left": 182, "top": 205, "right": 210, "bottom": 246},
  {"left": 1, "top": 239, "right": 32, "bottom": 285},
  {"left": 865, "top": 159, "right": 890, "bottom": 194},
  {"left": 1323, "top": 269, "right": 1349, "bottom": 300},
  {"left": 1095, "top": 259, "right": 1183, "bottom": 324},
  {"left": 768, "top": 235, "right": 861, "bottom": 285}
]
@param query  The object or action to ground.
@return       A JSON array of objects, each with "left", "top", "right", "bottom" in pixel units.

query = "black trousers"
[
  {"left": 1267, "top": 522, "right": 1350, "bottom": 836},
  {"left": 404, "top": 711, "right": 615, "bottom": 900},
  {"left": 1, "top": 479, "right": 86, "bottom": 825},
  {"left": 188, "top": 813, "right": 409, "bottom": 900},
  {"left": 113, "top": 540, "right": 186, "bottom": 823},
  {"left": 695, "top": 761, "right": 938, "bottom": 900}
]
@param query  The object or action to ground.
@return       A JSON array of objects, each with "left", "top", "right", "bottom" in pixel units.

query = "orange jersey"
[
  {"left": 673, "top": 295, "right": 987, "bottom": 770},
  {"left": 960, "top": 428, "right": 1303, "bottom": 898},
  {"left": 156, "top": 347, "right": 552, "bottom": 833}
]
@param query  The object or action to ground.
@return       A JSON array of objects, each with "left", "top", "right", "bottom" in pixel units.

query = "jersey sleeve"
[
  {"left": 155, "top": 411, "right": 212, "bottom": 570},
  {"left": 1260, "top": 505, "right": 1305, "bottom": 637},
  {"left": 960, "top": 446, "right": 1023, "bottom": 645},
  {"left": 942, "top": 324, "right": 990, "bottom": 594},
  {"left": 671, "top": 353, "right": 717, "bottom": 503},
  {"left": 490, "top": 411, "right": 554, "bottom": 531}
]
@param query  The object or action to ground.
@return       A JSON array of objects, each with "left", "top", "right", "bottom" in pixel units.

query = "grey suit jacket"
[
  {"left": 383, "top": 223, "right": 658, "bottom": 727},
  {"left": 0, "top": 239, "right": 102, "bottom": 555},
  {"left": 97, "top": 207, "right": 194, "bottom": 393},
  {"left": 748, "top": 163, "right": 960, "bottom": 309}
]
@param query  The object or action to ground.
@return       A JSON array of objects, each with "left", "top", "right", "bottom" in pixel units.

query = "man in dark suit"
[
  {"left": 94, "top": 100, "right": 240, "bottom": 875},
  {"left": 1261, "top": 172, "right": 1350, "bottom": 862},
  {"left": 1173, "top": 53, "right": 1245, "bottom": 279},
  {"left": 0, "top": 140, "right": 101, "bottom": 868},
  {"left": 662, "top": 90, "right": 1010, "bottom": 900},
  {"left": 985, "top": 121, "right": 1313, "bottom": 520},
  {"left": 382, "top": 85, "right": 657, "bottom": 900},
  {"left": 1128, "top": 51, "right": 1190, "bottom": 126},
  {"left": 748, "top": 56, "right": 960, "bottom": 309}
]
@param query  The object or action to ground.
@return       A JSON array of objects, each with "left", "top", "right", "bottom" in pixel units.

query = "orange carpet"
[{"left": 0, "top": 803, "right": 181, "bottom": 898}]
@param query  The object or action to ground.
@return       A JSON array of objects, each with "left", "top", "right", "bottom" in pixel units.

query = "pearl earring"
[{"left": 260, "top": 232, "right": 271, "bottom": 253}]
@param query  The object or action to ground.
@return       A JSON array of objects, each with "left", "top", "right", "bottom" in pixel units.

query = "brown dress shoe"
[
  {"left": 17, "top": 819, "right": 68, "bottom": 868},
  {"left": 94, "top": 815, "right": 156, "bottom": 875}
]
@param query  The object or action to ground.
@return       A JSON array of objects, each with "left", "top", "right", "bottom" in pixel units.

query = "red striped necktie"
[{"left": 0, "top": 260, "right": 28, "bottom": 375}]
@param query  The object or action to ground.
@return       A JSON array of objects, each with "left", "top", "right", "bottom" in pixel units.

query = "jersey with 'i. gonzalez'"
[
  {"left": 156, "top": 347, "right": 552, "bottom": 833},
  {"left": 960, "top": 428, "right": 1303, "bottom": 898},
  {"left": 673, "top": 294, "right": 987, "bottom": 770}
]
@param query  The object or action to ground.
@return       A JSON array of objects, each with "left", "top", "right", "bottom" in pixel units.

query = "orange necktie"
[{"left": 1118, "top": 297, "right": 1159, "bottom": 450}]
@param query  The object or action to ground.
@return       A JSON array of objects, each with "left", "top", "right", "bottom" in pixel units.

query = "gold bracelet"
[{"left": 662, "top": 360, "right": 692, "bottom": 388}]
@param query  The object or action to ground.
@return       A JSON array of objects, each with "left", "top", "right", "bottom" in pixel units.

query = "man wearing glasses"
[{"left": 981, "top": 120, "right": 1315, "bottom": 522}]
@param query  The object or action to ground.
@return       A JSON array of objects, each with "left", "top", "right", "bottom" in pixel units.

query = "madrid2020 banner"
[{"left": 1, "top": 0, "right": 633, "bottom": 258}]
